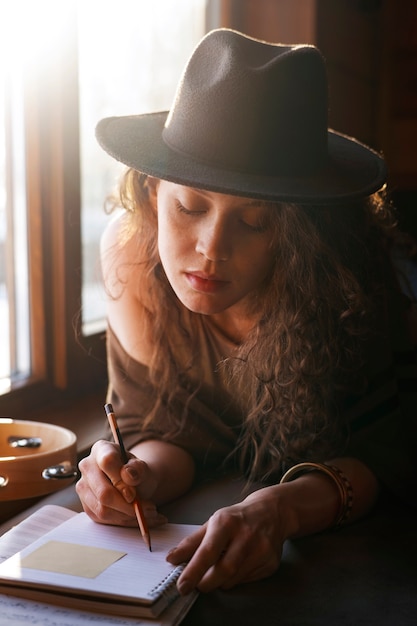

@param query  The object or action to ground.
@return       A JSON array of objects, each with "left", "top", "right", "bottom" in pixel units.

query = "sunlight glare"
[{"left": 0, "top": 1, "right": 74, "bottom": 79}]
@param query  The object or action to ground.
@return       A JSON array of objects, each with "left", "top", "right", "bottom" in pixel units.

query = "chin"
[{"left": 177, "top": 295, "right": 226, "bottom": 316}]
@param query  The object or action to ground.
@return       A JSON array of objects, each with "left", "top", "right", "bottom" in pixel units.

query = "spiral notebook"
[{"left": 0, "top": 509, "right": 199, "bottom": 620}]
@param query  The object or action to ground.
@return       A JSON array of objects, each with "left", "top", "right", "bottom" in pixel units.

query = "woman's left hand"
[{"left": 166, "top": 486, "right": 289, "bottom": 594}]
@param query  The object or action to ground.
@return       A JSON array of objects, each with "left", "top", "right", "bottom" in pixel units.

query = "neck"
[{"left": 208, "top": 310, "right": 257, "bottom": 345}]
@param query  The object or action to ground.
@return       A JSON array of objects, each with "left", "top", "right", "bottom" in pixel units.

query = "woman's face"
[{"left": 154, "top": 181, "right": 276, "bottom": 318}]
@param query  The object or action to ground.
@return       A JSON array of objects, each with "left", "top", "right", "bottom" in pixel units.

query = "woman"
[{"left": 76, "top": 29, "right": 416, "bottom": 594}]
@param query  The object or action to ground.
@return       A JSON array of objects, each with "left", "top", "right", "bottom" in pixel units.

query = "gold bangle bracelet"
[{"left": 280, "top": 462, "right": 354, "bottom": 528}]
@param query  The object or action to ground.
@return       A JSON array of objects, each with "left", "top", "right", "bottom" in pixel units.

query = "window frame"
[
  {"left": 0, "top": 5, "right": 107, "bottom": 418},
  {"left": 0, "top": 0, "right": 223, "bottom": 419}
]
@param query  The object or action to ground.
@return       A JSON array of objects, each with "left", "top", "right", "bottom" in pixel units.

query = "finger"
[
  {"left": 190, "top": 535, "right": 247, "bottom": 593},
  {"left": 173, "top": 527, "right": 230, "bottom": 595},
  {"left": 166, "top": 525, "right": 208, "bottom": 564},
  {"left": 78, "top": 453, "right": 136, "bottom": 521},
  {"left": 87, "top": 441, "right": 136, "bottom": 504},
  {"left": 78, "top": 473, "right": 162, "bottom": 528},
  {"left": 120, "top": 459, "right": 159, "bottom": 501},
  {"left": 93, "top": 442, "right": 137, "bottom": 503},
  {"left": 78, "top": 444, "right": 166, "bottom": 528},
  {"left": 76, "top": 478, "right": 138, "bottom": 527},
  {"left": 172, "top": 520, "right": 280, "bottom": 594}
]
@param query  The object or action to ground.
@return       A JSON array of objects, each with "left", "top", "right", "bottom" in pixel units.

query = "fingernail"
[
  {"left": 177, "top": 579, "right": 192, "bottom": 595},
  {"left": 125, "top": 466, "right": 139, "bottom": 481}
]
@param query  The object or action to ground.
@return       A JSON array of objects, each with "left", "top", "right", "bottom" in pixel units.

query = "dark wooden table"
[
  {"left": 163, "top": 479, "right": 417, "bottom": 626},
  {"left": 181, "top": 505, "right": 417, "bottom": 626},
  {"left": 1, "top": 479, "right": 416, "bottom": 625}
]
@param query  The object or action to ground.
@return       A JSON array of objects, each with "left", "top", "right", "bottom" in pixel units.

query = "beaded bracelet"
[{"left": 279, "top": 462, "right": 354, "bottom": 529}]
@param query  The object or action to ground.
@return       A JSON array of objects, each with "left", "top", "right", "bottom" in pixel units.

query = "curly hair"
[{"left": 107, "top": 168, "right": 401, "bottom": 482}]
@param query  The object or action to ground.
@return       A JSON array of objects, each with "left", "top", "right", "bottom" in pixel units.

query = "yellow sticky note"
[{"left": 20, "top": 541, "right": 126, "bottom": 579}]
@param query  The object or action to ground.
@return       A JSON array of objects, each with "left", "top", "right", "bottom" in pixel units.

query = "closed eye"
[
  {"left": 175, "top": 199, "right": 271, "bottom": 233},
  {"left": 240, "top": 219, "right": 268, "bottom": 233},
  {"left": 175, "top": 200, "right": 205, "bottom": 215}
]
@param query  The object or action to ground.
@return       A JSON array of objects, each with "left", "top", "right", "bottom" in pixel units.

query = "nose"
[{"left": 195, "top": 217, "right": 231, "bottom": 262}]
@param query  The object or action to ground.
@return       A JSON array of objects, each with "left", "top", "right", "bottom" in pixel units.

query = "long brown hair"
[{"left": 108, "top": 168, "right": 400, "bottom": 482}]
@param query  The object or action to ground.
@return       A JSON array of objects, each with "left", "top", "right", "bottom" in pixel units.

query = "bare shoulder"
[
  {"left": 100, "top": 213, "right": 153, "bottom": 364},
  {"left": 101, "top": 213, "right": 145, "bottom": 292}
]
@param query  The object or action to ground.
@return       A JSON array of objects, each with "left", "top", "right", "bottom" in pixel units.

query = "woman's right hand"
[{"left": 76, "top": 440, "right": 167, "bottom": 528}]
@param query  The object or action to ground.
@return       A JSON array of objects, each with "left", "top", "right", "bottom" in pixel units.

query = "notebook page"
[
  {"left": 0, "top": 505, "right": 77, "bottom": 564},
  {"left": 0, "top": 508, "right": 199, "bottom": 625},
  {"left": 0, "top": 590, "right": 197, "bottom": 626},
  {"left": 0, "top": 592, "right": 160, "bottom": 625},
  {"left": 0, "top": 506, "right": 171, "bottom": 625},
  {"left": 0, "top": 513, "right": 199, "bottom": 604}
]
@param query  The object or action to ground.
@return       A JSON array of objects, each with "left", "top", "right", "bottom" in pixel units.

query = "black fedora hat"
[{"left": 96, "top": 28, "right": 387, "bottom": 204}]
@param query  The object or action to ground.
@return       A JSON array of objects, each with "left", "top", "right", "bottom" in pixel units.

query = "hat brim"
[{"left": 96, "top": 112, "right": 387, "bottom": 204}]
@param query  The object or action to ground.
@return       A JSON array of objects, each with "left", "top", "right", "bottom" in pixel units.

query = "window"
[
  {"left": 0, "top": 63, "right": 30, "bottom": 390},
  {"left": 0, "top": 0, "right": 211, "bottom": 415},
  {"left": 78, "top": 0, "right": 208, "bottom": 334}
]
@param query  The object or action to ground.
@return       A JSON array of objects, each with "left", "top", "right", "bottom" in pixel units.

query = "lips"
[{"left": 185, "top": 271, "right": 229, "bottom": 293}]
